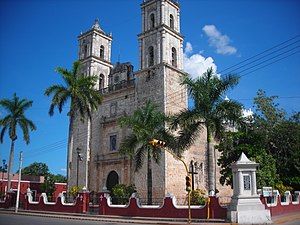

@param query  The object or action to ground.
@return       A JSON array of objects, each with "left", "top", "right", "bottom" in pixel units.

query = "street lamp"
[
  {"left": 1, "top": 159, "right": 6, "bottom": 193},
  {"left": 76, "top": 148, "right": 83, "bottom": 187},
  {"left": 1, "top": 159, "right": 5, "bottom": 179}
]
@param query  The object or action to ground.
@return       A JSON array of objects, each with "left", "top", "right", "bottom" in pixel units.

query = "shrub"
[
  {"left": 111, "top": 184, "right": 136, "bottom": 204},
  {"left": 69, "top": 186, "right": 83, "bottom": 199},
  {"left": 275, "top": 182, "right": 293, "bottom": 195},
  {"left": 190, "top": 189, "right": 206, "bottom": 205}
]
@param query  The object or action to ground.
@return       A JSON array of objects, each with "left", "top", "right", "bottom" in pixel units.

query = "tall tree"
[
  {"left": 44, "top": 61, "right": 102, "bottom": 121},
  {"left": 216, "top": 131, "right": 280, "bottom": 189},
  {"left": 217, "top": 90, "right": 300, "bottom": 190},
  {"left": 0, "top": 93, "right": 37, "bottom": 191},
  {"left": 20, "top": 162, "right": 49, "bottom": 176},
  {"left": 44, "top": 61, "right": 103, "bottom": 187},
  {"left": 171, "top": 68, "right": 243, "bottom": 194},
  {"left": 118, "top": 100, "right": 173, "bottom": 204},
  {"left": 253, "top": 90, "right": 300, "bottom": 189}
]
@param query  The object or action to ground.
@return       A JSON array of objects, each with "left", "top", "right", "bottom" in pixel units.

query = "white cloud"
[
  {"left": 185, "top": 42, "right": 193, "bottom": 55},
  {"left": 183, "top": 42, "right": 218, "bottom": 79},
  {"left": 202, "top": 25, "right": 237, "bottom": 55}
]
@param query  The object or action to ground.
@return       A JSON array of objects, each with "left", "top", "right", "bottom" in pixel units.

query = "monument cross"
[{"left": 189, "top": 160, "right": 198, "bottom": 190}]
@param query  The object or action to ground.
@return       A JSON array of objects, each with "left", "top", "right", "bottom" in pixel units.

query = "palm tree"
[
  {"left": 44, "top": 61, "right": 103, "bottom": 187},
  {"left": 118, "top": 100, "right": 173, "bottom": 204},
  {"left": 44, "top": 61, "right": 102, "bottom": 120},
  {"left": 172, "top": 68, "right": 244, "bottom": 194},
  {"left": 0, "top": 93, "right": 36, "bottom": 191}
]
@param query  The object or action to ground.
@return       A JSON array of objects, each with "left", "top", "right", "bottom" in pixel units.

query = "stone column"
[
  {"left": 161, "top": 30, "right": 166, "bottom": 63},
  {"left": 251, "top": 171, "right": 257, "bottom": 196},
  {"left": 142, "top": 10, "right": 145, "bottom": 32},
  {"left": 238, "top": 171, "right": 243, "bottom": 196}
]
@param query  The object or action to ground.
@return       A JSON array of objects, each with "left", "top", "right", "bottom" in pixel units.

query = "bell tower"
[
  {"left": 138, "top": 0, "right": 183, "bottom": 70},
  {"left": 78, "top": 18, "right": 113, "bottom": 90},
  {"left": 135, "top": 0, "right": 188, "bottom": 199},
  {"left": 136, "top": 0, "right": 186, "bottom": 114},
  {"left": 67, "top": 19, "right": 114, "bottom": 189}
]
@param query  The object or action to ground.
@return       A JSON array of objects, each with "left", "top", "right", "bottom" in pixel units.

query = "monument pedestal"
[
  {"left": 227, "top": 153, "right": 271, "bottom": 224},
  {"left": 228, "top": 195, "right": 271, "bottom": 224}
]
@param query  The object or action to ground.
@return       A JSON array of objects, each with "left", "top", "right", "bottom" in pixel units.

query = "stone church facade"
[{"left": 67, "top": 0, "right": 230, "bottom": 200}]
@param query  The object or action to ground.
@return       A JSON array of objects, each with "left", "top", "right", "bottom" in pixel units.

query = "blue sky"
[{"left": 0, "top": 0, "right": 299, "bottom": 175}]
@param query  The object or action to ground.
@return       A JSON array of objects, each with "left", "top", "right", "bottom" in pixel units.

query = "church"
[{"left": 67, "top": 0, "right": 229, "bottom": 200}]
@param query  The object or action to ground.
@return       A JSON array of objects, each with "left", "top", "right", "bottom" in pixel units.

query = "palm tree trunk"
[
  {"left": 7, "top": 140, "right": 15, "bottom": 191},
  {"left": 66, "top": 115, "right": 74, "bottom": 191},
  {"left": 147, "top": 151, "right": 152, "bottom": 205},
  {"left": 207, "top": 128, "right": 215, "bottom": 194}
]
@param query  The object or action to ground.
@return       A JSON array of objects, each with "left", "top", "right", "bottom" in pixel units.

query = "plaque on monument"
[{"left": 243, "top": 175, "right": 251, "bottom": 190}]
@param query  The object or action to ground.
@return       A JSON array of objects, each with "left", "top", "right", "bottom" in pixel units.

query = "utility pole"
[{"left": 15, "top": 151, "right": 23, "bottom": 213}]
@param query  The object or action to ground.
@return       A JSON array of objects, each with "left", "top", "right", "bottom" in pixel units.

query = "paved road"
[
  {"left": 273, "top": 213, "right": 300, "bottom": 225},
  {"left": 0, "top": 211, "right": 299, "bottom": 225},
  {"left": 0, "top": 213, "right": 137, "bottom": 225}
]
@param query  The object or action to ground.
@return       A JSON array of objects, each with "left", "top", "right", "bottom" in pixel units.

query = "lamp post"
[
  {"left": 1, "top": 159, "right": 6, "bottom": 194},
  {"left": 76, "top": 148, "right": 83, "bottom": 187},
  {"left": 1, "top": 159, "right": 5, "bottom": 178}
]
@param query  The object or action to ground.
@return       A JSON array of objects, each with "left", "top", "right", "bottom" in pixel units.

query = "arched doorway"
[{"left": 106, "top": 171, "right": 119, "bottom": 192}]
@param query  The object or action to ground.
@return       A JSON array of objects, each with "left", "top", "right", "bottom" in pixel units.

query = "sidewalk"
[{"left": 0, "top": 208, "right": 299, "bottom": 224}]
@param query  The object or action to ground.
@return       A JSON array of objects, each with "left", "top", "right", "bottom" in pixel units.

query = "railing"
[
  {"left": 62, "top": 194, "right": 77, "bottom": 204},
  {"left": 110, "top": 197, "right": 207, "bottom": 206},
  {"left": 89, "top": 192, "right": 99, "bottom": 214},
  {"left": 100, "top": 79, "right": 135, "bottom": 95},
  {"left": 292, "top": 194, "right": 299, "bottom": 203}
]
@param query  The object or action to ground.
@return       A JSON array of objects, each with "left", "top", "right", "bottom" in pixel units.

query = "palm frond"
[
  {"left": 119, "top": 134, "right": 138, "bottom": 157},
  {"left": 134, "top": 145, "right": 147, "bottom": 171},
  {"left": 0, "top": 126, "right": 7, "bottom": 143},
  {"left": 176, "top": 120, "right": 204, "bottom": 155},
  {"left": 45, "top": 61, "right": 102, "bottom": 121},
  {"left": 0, "top": 93, "right": 36, "bottom": 144},
  {"left": 117, "top": 100, "right": 168, "bottom": 171}
]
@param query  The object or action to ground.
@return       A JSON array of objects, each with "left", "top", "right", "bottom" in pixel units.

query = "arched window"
[
  {"left": 171, "top": 47, "right": 177, "bottom": 67},
  {"left": 100, "top": 45, "right": 105, "bottom": 59},
  {"left": 106, "top": 171, "right": 119, "bottom": 192},
  {"left": 170, "top": 14, "right": 174, "bottom": 29},
  {"left": 84, "top": 45, "right": 88, "bottom": 58},
  {"left": 150, "top": 13, "right": 155, "bottom": 28},
  {"left": 148, "top": 46, "right": 154, "bottom": 67},
  {"left": 99, "top": 74, "right": 104, "bottom": 90}
]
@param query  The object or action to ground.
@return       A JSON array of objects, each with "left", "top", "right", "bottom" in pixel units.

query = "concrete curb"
[
  {"left": 1, "top": 209, "right": 299, "bottom": 224},
  {"left": 0, "top": 209, "right": 230, "bottom": 224}
]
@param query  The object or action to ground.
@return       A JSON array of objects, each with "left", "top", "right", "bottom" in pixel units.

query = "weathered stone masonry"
[{"left": 68, "top": 0, "right": 231, "bottom": 200}]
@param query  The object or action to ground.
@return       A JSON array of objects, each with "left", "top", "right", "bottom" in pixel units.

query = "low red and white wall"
[
  {"left": 23, "top": 191, "right": 89, "bottom": 213},
  {"left": 260, "top": 191, "right": 300, "bottom": 216},
  {"left": 99, "top": 192, "right": 227, "bottom": 219}
]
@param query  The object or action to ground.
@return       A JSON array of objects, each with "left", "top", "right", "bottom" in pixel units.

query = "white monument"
[{"left": 227, "top": 152, "right": 272, "bottom": 224}]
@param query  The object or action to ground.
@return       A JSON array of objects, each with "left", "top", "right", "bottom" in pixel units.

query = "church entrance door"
[{"left": 106, "top": 171, "right": 119, "bottom": 192}]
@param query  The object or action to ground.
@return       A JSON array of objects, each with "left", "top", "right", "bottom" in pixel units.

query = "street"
[
  {"left": 0, "top": 212, "right": 300, "bottom": 225},
  {"left": 0, "top": 213, "right": 137, "bottom": 225}
]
